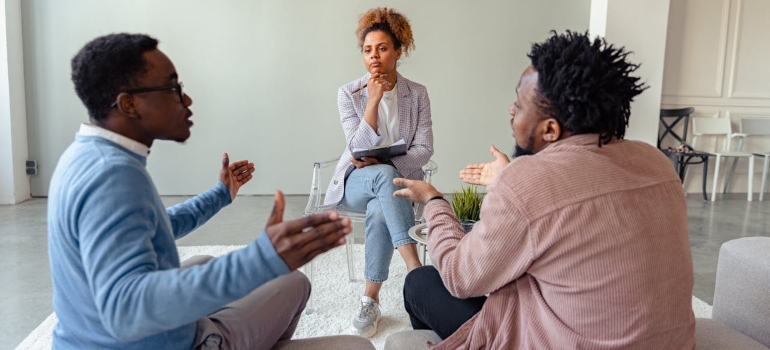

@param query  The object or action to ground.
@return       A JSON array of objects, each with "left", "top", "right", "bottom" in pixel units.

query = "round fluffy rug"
[
  {"left": 15, "top": 244, "right": 713, "bottom": 350},
  {"left": 176, "top": 244, "right": 415, "bottom": 349}
]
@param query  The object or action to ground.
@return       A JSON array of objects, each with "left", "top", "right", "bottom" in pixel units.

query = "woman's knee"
[{"left": 372, "top": 164, "right": 401, "bottom": 183}]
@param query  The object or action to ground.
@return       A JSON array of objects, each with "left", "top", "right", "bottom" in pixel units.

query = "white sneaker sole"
[{"left": 353, "top": 315, "right": 381, "bottom": 338}]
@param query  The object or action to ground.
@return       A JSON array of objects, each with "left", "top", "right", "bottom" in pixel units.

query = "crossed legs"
[
  {"left": 341, "top": 164, "right": 422, "bottom": 336},
  {"left": 182, "top": 255, "right": 310, "bottom": 350},
  {"left": 341, "top": 164, "right": 422, "bottom": 297}
]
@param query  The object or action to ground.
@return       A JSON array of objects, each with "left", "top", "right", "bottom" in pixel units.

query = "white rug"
[{"left": 16, "top": 245, "right": 713, "bottom": 350}]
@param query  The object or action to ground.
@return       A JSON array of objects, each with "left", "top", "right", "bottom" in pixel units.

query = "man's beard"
[{"left": 512, "top": 134, "right": 535, "bottom": 158}]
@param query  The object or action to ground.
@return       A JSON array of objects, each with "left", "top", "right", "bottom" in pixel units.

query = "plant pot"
[{"left": 461, "top": 220, "right": 476, "bottom": 233}]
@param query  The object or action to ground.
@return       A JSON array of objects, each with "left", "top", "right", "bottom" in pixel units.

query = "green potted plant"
[{"left": 450, "top": 185, "right": 483, "bottom": 232}]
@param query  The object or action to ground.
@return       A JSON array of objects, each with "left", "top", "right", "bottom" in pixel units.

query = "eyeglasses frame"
[{"left": 110, "top": 82, "right": 185, "bottom": 108}]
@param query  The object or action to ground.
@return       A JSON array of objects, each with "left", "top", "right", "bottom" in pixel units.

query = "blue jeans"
[{"left": 340, "top": 164, "right": 416, "bottom": 283}]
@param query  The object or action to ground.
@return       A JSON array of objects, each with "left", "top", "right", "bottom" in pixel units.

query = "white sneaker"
[{"left": 352, "top": 296, "right": 381, "bottom": 337}]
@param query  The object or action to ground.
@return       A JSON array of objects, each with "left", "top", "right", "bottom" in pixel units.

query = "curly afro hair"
[
  {"left": 356, "top": 7, "right": 415, "bottom": 56},
  {"left": 528, "top": 31, "right": 648, "bottom": 146},
  {"left": 71, "top": 33, "right": 159, "bottom": 120}
]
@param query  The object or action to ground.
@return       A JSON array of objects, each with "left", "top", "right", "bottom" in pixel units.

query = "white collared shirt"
[{"left": 78, "top": 123, "right": 150, "bottom": 157}]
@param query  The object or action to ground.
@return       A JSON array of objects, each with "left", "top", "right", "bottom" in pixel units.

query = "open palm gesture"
[
  {"left": 459, "top": 145, "right": 510, "bottom": 187},
  {"left": 219, "top": 152, "right": 255, "bottom": 200}
]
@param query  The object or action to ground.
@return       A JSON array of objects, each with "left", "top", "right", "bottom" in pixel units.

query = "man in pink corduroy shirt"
[{"left": 392, "top": 31, "right": 696, "bottom": 349}]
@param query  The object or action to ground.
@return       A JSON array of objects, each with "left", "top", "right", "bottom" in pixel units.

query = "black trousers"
[{"left": 403, "top": 266, "right": 487, "bottom": 339}]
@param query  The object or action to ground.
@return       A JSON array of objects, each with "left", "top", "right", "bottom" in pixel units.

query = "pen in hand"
[{"left": 351, "top": 84, "right": 367, "bottom": 94}]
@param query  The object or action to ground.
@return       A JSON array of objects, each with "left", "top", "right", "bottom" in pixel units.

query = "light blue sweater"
[{"left": 47, "top": 135, "right": 290, "bottom": 349}]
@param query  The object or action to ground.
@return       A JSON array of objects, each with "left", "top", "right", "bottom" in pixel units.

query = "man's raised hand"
[
  {"left": 459, "top": 145, "right": 510, "bottom": 187},
  {"left": 264, "top": 191, "right": 351, "bottom": 271},
  {"left": 220, "top": 152, "right": 255, "bottom": 200}
]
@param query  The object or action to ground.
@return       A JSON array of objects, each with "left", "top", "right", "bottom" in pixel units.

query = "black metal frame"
[{"left": 659, "top": 107, "right": 712, "bottom": 200}]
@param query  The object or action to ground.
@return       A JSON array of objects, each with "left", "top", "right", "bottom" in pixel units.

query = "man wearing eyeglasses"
[{"left": 47, "top": 33, "right": 370, "bottom": 350}]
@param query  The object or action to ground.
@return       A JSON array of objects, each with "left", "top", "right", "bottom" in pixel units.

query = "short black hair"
[
  {"left": 528, "top": 30, "right": 648, "bottom": 145},
  {"left": 71, "top": 33, "right": 159, "bottom": 120}
]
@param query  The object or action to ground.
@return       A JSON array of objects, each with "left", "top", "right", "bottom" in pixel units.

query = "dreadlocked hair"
[{"left": 527, "top": 30, "right": 648, "bottom": 146}]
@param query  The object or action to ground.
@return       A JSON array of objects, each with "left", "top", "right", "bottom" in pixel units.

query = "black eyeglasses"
[{"left": 111, "top": 82, "right": 185, "bottom": 108}]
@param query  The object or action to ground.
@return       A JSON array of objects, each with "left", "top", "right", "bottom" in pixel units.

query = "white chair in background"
[
  {"left": 301, "top": 158, "right": 437, "bottom": 313},
  {"left": 725, "top": 118, "right": 770, "bottom": 201},
  {"left": 691, "top": 118, "right": 754, "bottom": 201}
]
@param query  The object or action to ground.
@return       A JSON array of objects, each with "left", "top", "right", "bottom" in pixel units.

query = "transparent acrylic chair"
[
  {"left": 725, "top": 118, "right": 770, "bottom": 201},
  {"left": 301, "top": 158, "right": 437, "bottom": 313},
  {"left": 691, "top": 117, "right": 754, "bottom": 201}
]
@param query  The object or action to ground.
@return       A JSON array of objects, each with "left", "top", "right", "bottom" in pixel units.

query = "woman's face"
[{"left": 362, "top": 30, "right": 401, "bottom": 75}]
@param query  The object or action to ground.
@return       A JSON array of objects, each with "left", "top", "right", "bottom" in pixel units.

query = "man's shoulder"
[
  {"left": 615, "top": 138, "right": 665, "bottom": 154},
  {"left": 71, "top": 138, "right": 144, "bottom": 169},
  {"left": 54, "top": 138, "right": 150, "bottom": 190},
  {"left": 493, "top": 138, "right": 680, "bottom": 209},
  {"left": 496, "top": 155, "right": 547, "bottom": 183}
]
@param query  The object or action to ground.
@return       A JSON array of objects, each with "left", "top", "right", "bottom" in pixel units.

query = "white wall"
[
  {"left": 20, "top": 0, "right": 590, "bottom": 196},
  {"left": 662, "top": 0, "right": 770, "bottom": 195},
  {"left": 590, "top": 0, "right": 671, "bottom": 146},
  {"left": 0, "top": 0, "right": 30, "bottom": 205}
]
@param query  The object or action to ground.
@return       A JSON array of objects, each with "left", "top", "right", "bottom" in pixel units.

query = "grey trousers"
[{"left": 182, "top": 255, "right": 309, "bottom": 350}]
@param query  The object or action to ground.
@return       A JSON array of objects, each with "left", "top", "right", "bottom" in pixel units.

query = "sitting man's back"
[
  {"left": 465, "top": 134, "right": 695, "bottom": 348},
  {"left": 394, "top": 30, "right": 695, "bottom": 349}
]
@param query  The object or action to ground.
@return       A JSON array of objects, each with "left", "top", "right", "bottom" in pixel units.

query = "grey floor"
[{"left": 2, "top": 193, "right": 768, "bottom": 349}]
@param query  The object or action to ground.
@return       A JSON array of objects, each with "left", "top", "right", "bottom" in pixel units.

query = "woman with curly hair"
[{"left": 324, "top": 7, "right": 433, "bottom": 337}]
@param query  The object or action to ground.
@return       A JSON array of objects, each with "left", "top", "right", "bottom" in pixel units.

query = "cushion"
[{"left": 696, "top": 318, "right": 769, "bottom": 350}]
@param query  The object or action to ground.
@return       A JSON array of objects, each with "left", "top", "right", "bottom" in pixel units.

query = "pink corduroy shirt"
[{"left": 425, "top": 134, "right": 695, "bottom": 350}]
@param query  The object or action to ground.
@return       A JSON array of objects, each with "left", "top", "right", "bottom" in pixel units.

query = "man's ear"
[
  {"left": 115, "top": 93, "right": 140, "bottom": 119},
  {"left": 541, "top": 118, "right": 563, "bottom": 142}
]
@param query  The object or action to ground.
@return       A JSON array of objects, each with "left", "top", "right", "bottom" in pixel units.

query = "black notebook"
[{"left": 352, "top": 139, "right": 407, "bottom": 162}]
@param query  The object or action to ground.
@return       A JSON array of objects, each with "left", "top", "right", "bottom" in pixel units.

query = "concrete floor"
[{"left": 1, "top": 193, "right": 768, "bottom": 349}]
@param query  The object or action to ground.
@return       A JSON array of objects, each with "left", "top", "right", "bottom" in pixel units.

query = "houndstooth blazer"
[{"left": 324, "top": 72, "right": 434, "bottom": 206}]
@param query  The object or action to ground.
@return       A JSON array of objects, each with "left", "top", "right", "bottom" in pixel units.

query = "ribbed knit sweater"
[
  {"left": 425, "top": 134, "right": 695, "bottom": 349},
  {"left": 48, "top": 134, "right": 289, "bottom": 349}
]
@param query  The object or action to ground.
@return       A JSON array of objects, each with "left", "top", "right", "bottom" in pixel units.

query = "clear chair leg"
[{"left": 346, "top": 232, "right": 360, "bottom": 282}]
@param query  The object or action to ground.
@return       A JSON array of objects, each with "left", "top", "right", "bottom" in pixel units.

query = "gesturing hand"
[
  {"left": 393, "top": 178, "right": 443, "bottom": 205},
  {"left": 265, "top": 191, "right": 351, "bottom": 271},
  {"left": 459, "top": 145, "right": 510, "bottom": 187},
  {"left": 220, "top": 152, "right": 255, "bottom": 200}
]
